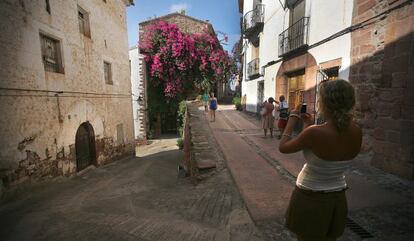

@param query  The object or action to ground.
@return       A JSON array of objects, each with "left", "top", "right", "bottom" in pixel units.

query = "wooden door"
[{"left": 288, "top": 72, "right": 305, "bottom": 110}]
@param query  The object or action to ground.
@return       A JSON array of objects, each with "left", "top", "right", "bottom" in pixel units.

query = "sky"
[{"left": 126, "top": 0, "right": 241, "bottom": 52}]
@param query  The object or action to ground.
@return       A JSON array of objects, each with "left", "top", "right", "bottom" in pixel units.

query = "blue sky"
[{"left": 126, "top": 0, "right": 241, "bottom": 52}]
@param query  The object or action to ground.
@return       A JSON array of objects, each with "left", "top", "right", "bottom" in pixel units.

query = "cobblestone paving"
[{"left": 0, "top": 138, "right": 263, "bottom": 241}]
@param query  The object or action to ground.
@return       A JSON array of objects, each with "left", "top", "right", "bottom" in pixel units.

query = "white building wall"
[
  {"left": 129, "top": 47, "right": 145, "bottom": 139},
  {"left": 241, "top": 0, "right": 355, "bottom": 113},
  {"left": 263, "top": 63, "right": 280, "bottom": 99},
  {"left": 244, "top": 80, "right": 258, "bottom": 112},
  {"left": 242, "top": 0, "right": 284, "bottom": 112},
  {"left": 308, "top": 0, "right": 354, "bottom": 80}
]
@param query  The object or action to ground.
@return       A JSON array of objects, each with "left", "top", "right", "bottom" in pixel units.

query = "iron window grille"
[
  {"left": 243, "top": 4, "right": 265, "bottom": 33},
  {"left": 40, "top": 33, "right": 63, "bottom": 73},
  {"left": 78, "top": 6, "right": 91, "bottom": 37},
  {"left": 247, "top": 58, "right": 260, "bottom": 79},
  {"left": 278, "top": 17, "right": 310, "bottom": 57}
]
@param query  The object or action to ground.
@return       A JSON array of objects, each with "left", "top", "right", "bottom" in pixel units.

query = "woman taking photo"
[{"left": 279, "top": 79, "right": 362, "bottom": 241}]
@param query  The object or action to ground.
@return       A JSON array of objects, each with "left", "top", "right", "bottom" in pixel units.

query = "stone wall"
[
  {"left": 349, "top": 0, "right": 414, "bottom": 178},
  {"left": 0, "top": 0, "right": 135, "bottom": 189},
  {"left": 139, "top": 13, "right": 214, "bottom": 40},
  {"left": 181, "top": 102, "right": 224, "bottom": 179}
]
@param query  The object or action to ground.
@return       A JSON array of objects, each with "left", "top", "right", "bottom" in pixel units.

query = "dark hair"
[
  {"left": 279, "top": 95, "right": 285, "bottom": 101},
  {"left": 268, "top": 97, "right": 275, "bottom": 103}
]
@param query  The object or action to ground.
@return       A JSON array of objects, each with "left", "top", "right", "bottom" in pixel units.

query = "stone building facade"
[
  {"left": 0, "top": 0, "right": 135, "bottom": 192},
  {"left": 349, "top": 0, "right": 414, "bottom": 178}
]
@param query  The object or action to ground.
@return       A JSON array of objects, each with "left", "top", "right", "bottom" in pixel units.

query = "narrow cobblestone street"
[
  {"left": 1, "top": 0, "right": 413, "bottom": 240},
  {"left": 207, "top": 104, "right": 414, "bottom": 241},
  {"left": 0, "top": 137, "right": 262, "bottom": 241},
  {"left": 1, "top": 104, "right": 413, "bottom": 241}
]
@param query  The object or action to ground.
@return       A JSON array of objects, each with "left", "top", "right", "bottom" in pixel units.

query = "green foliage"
[
  {"left": 146, "top": 129, "right": 154, "bottom": 140},
  {"left": 232, "top": 96, "right": 242, "bottom": 111},
  {"left": 177, "top": 138, "right": 184, "bottom": 150},
  {"left": 177, "top": 100, "right": 187, "bottom": 138}
]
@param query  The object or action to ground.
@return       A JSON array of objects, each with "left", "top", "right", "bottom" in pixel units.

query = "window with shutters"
[
  {"left": 40, "top": 33, "right": 63, "bottom": 73},
  {"left": 78, "top": 6, "right": 91, "bottom": 37}
]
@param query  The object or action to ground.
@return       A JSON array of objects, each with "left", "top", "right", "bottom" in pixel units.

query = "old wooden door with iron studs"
[{"left": 75, "top": 122, "right": 96, "bottom": 172}]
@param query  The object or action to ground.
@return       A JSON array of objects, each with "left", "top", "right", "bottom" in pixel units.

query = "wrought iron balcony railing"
[
  {"left": 247, "top": 58, "right": 260, "bottom": 79},
  {"left": 279, "top": 17, "right": 310, "bottom": 57},
  {"left": 243, "top": 4, "right": 265, "bottom": 36}
]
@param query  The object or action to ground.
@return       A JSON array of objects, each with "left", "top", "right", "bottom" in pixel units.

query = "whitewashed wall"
[
  {"left": 308, "top": 0, "right": 354, "bottom": 80},
  {"left": 241, "top": 0, "right": 355, "bottom": 113},
  {"left": 129, "top": 47, "right": 144, "bottom": 139}
]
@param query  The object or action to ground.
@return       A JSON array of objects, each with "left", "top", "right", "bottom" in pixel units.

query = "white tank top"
[{"left": 296, "top": 149, "right": 353, "bottom": 191}]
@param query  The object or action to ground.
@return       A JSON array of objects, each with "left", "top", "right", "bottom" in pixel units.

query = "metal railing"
[
  {"left": 243, "top": 4, "right": 265, "bottom": 33},
  {"left": 279, "top": 17, "right": 310, "bottom": 57},
  {"left": 247, "top": 58, "right": 260, "bottom": 79}
]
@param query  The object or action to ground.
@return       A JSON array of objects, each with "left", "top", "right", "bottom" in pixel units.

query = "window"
[
  {"left": 78, "top": 6, "right": 90, "bottom": 37},
  {"left": 252, "top": 44, "right": 260, "bottom": 59},
  {"left": 40, "top": 33, "right": 63, "bottom": 73},
  {"left": 104, "top": 61, "right": 112, "bottom": 84},
  {"left": 45, "top": 0, "right": 51, "bottom": 14},
  {"left": 322, "top": 67, "right": 339, "bottom": 80},
  {"left": 288, "top": 0, "right": 305, "bottom": 25}
]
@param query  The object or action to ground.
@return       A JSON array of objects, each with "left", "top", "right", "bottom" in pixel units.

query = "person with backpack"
[{"left": 275, "top": 95, "right": 289, "bottom": 139}]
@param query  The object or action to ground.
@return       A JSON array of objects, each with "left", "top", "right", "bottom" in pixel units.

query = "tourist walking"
[
  {"left": 275, "top": 95, "right": 289, "bottom": 139},
  {"left": 261, "top": 97, "right": 275, "bottom": 138},
  {"left": 279, "top": 79, "right": 362, "bottom": 241},
  {"left": 209, "top": 93, "right": 218, "bottom": 122},
  {"left": 202, "top": 92, "right": 209, "bottom": 112}
]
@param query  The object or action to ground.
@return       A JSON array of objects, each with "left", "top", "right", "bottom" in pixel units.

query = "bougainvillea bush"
[
  {"left": 139, "top": 20, "right": 233, "bottom": 135},
  {"left": 139, "top": 21, "right": 233, "bottom": 98}
]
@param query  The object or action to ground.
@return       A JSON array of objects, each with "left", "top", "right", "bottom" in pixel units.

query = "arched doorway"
[
  {"left": 275, "top": 52, "right": 318, "bottom": 114},
  {"left": 75, "top": 122, "right": 96, "bottom": 171}
]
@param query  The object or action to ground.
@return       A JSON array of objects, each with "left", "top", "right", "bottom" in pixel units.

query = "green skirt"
[{"left": 285, "top": 186, "right": 348, "bottom": 240}]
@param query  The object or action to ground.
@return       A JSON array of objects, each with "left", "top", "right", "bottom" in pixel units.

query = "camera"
[{"left": 300, "top": 103, "right": 307, "bottom": 114}]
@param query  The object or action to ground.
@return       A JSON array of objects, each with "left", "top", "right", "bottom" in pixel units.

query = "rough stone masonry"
[{"left": 0, "top": 0, "right": 135, "bottom": 192}]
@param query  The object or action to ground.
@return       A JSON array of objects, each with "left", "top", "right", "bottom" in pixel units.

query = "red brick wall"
[{"left": 350, "top": 0, "right": 414, "bottom": 178}]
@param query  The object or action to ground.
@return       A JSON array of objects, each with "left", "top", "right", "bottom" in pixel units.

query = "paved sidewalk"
[
  {"left": 208, "top": 104, "right": 414, "bottom": 241},
  {"left": 0, "top": 137, "right": 263, "bottom": 241}
]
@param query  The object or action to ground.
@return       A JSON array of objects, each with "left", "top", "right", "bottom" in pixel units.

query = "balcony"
[
  {"left": 243, "top": 4, "right": 265, "bottom": 42},
  {"left": 278, "top": 17, "right": 310, "bottom": 57},
  {"left": 247, "top": 58, "right": 260, "bottom": 80}
]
